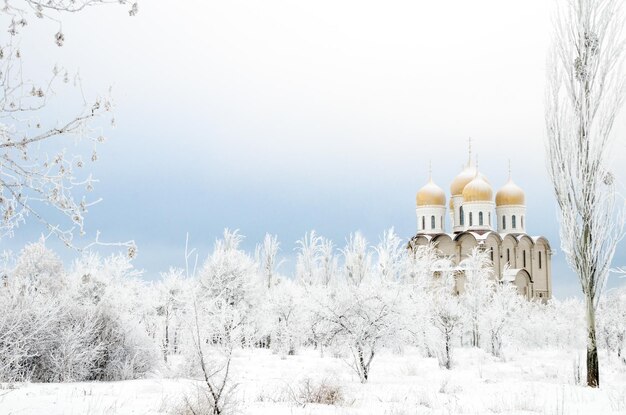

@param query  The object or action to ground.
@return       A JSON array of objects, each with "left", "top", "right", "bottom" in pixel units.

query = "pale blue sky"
[{"left": 5, "top": 0, "right": 626, "bottom": 298}]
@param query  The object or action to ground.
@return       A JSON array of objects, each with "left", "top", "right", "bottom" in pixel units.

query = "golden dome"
[
  {"left": 450, "top": 164, "right": 477, "bottom": 196},
  {"left": 496, "top": 178, "right": 525, "bottom": 206},
  {"left": 462, "top": 174, "right": 493, "bottom": 202},
  {"left": 416, "top": 179, "right": 446, "bottom": 206}
]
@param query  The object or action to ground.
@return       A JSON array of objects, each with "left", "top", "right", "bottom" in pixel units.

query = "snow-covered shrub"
[
  {"left": 170, "top": 382, "right": 239, "bottom": 415},
  {"left": 29, "top": 305, "right": 103, "bottom": 382},
  {"left": 0, "top": 295, "right": 58, "bottom": 381},
  {"left": 70, "top": 253, "right": 161, "bottom": 380},
  {"left": 89, "top": 307, "right": 160, "bottom": 381},
  {"left": 520, "top": 298, "right": 585, "bottom": 349},
  {"left": 294, "top": 377, "right": 344, "bottom": 406},
  {"left": 0, "top": 244, "right": 160, "bottom": 382},
  {"left": 598, "top": 287, "right": 626, "bottom": 363}
]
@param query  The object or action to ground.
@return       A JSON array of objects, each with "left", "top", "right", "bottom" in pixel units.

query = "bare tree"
[
  {"left": 0, "top": 1, "right": 137, "bottom": 249},
  {"left": 185, "top": 299, "right": 237, "bottom": 415},
  {"left": 546, "top": 0, "right": 626, "bottom": 387}
]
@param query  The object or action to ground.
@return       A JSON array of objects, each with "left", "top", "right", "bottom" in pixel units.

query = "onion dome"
[
  {"left": 450, "top": 164, "right": 478, "bottom": 196},
  {"left": 496, "top": 178, "right": 525, "bottom": 206},
  {"left": 462, "top": 174, "right": 493, "bottom": 202},
  {"left": 416, "top": 179, "right": 446, "bottom": 206}
]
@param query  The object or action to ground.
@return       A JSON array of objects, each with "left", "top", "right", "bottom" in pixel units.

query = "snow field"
[{"left": 3, "top": 347, "right": 626, "bottom": 415}]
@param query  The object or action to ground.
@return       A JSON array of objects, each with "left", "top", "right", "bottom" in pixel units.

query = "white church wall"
[
  {"left": 532, "top": 239, "right": 551, "bottom": 299},
  {"left": 416, "top": 206, "right": 446, "bottom": 234},
  {"left": 496, "top": 205, "right": 526, "bottom": 233},
  {"left": 462, "top": 201, "right": 495, "bottom": 231},
  {"left": 451, "top": 195, "right": 464, "bottom": 232},
  {"left": 501, "top": 235, "right": 517, "bottom": 268}
]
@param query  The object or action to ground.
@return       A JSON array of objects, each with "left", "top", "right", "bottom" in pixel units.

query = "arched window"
[
  {"left": 488, "top": 212, "right": 491, "bottom": 226},
  {"left": 523, "top": 250, "right": 526, "bottom": 268},
  {"left": 539, "top": 251, "right": 542, "bottom": 269},
  {"left": 421, "top": 216, "right": 425, "bottom": 230},
  {"left": 507, "top": 248, "right": 510, "bottom": 263},
  {"left": 479, "top": 211, "right": 484, "bottom": 226},
  {"left": 460, "top": 206, "right": 465, "bottom": 226},
  {"left": 503, "top": 216, "right": 506, "bottom": 230},
  {"left": 431, "top": 215, "right": 435, "bottom": 229},
  {"left": 441, "top": 216, "right": 443, "bottom": 229},
  {"left": 521, "top": 216, "right": 524, "bottom": 228},
  {"left": 490, "top": 247, "right": 494, "bottom": 261},
  {"left": 512, "top": 215, "right": 517, "bottom": 229},
  {"left": 469, "top": 212, "right": 473, "bottom": 226}
]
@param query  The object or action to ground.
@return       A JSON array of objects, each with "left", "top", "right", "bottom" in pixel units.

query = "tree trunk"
[
  {"left": 358, "top": 347, "right": 368, "bottom": 383},
  {"left": 445, "top": 331, "right": 452, "bottom": 370},
  {"left": 472, "top": 323, "right": 479, "bottom": 348},
  {"left": 586, "top": 296, "right": 599, "bottom": 387},
  {"left": 164, "top": 311, "right": 169, "bottom": 363}
]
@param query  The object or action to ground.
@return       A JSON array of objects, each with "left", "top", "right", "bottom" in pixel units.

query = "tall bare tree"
[{"left": 546, "top": 0, "right": 626, "bottom": 387}]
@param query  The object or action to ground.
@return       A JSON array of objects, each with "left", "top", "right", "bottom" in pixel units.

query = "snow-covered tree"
[
  {"left": 267, "top": 278, "right": 306, "bottom": 357},
  {"left": 318, "top": 236, "right": 338, "bottom": 287},
  {"left": 374, "top": 227, "right": 404, "bottom": 282},
  {"left": 459, "top": 248, "right": 494, "bottom": 348},
  {"left": 156, "top": 268, "right": 189, "bottom": 361},
  {"left": 318, "top": 280, "right": 403, "bottom": 383},
  {"left": 295, "top": 231, "right": 338, "bottom": 287},
  {"left": 197, "top": 229, "right": 261, "bottom": 347},
  {"left": 10, "top": 238, "right": 64, "bottom": 296},
  {"left": 255, "top": 233, "right": 282, "bottom": 289},
  {"left": 184, "top": 297, "right": 237, "bottom": 415},
  {"left": 342, "top": 232, "right": 371, "bottom": 286},
  {"left": 295, "top": 231, "right": 322, "bottom": 285},
  {"left": 430, "top": 270, "right": 463, "bottom": 369},
  {"left": 546, "top": 0, "right": 626, "bottom": 387},
  {"left": 483, "top": 280, "right": 522, "bottom": 358}
]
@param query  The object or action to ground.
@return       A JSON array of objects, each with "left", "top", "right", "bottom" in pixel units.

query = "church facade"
[{"left": 409, "top": 156, "right": 552, "bottom": 301}]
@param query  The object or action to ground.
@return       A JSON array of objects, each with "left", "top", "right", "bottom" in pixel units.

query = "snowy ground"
[{"left": 2, "top": 347, "right": 626, "bottom": 415}]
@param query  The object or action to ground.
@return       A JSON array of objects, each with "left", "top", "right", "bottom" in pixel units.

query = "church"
[{"left": 409, "top": 151, "right": 552, "bottom": 301}]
